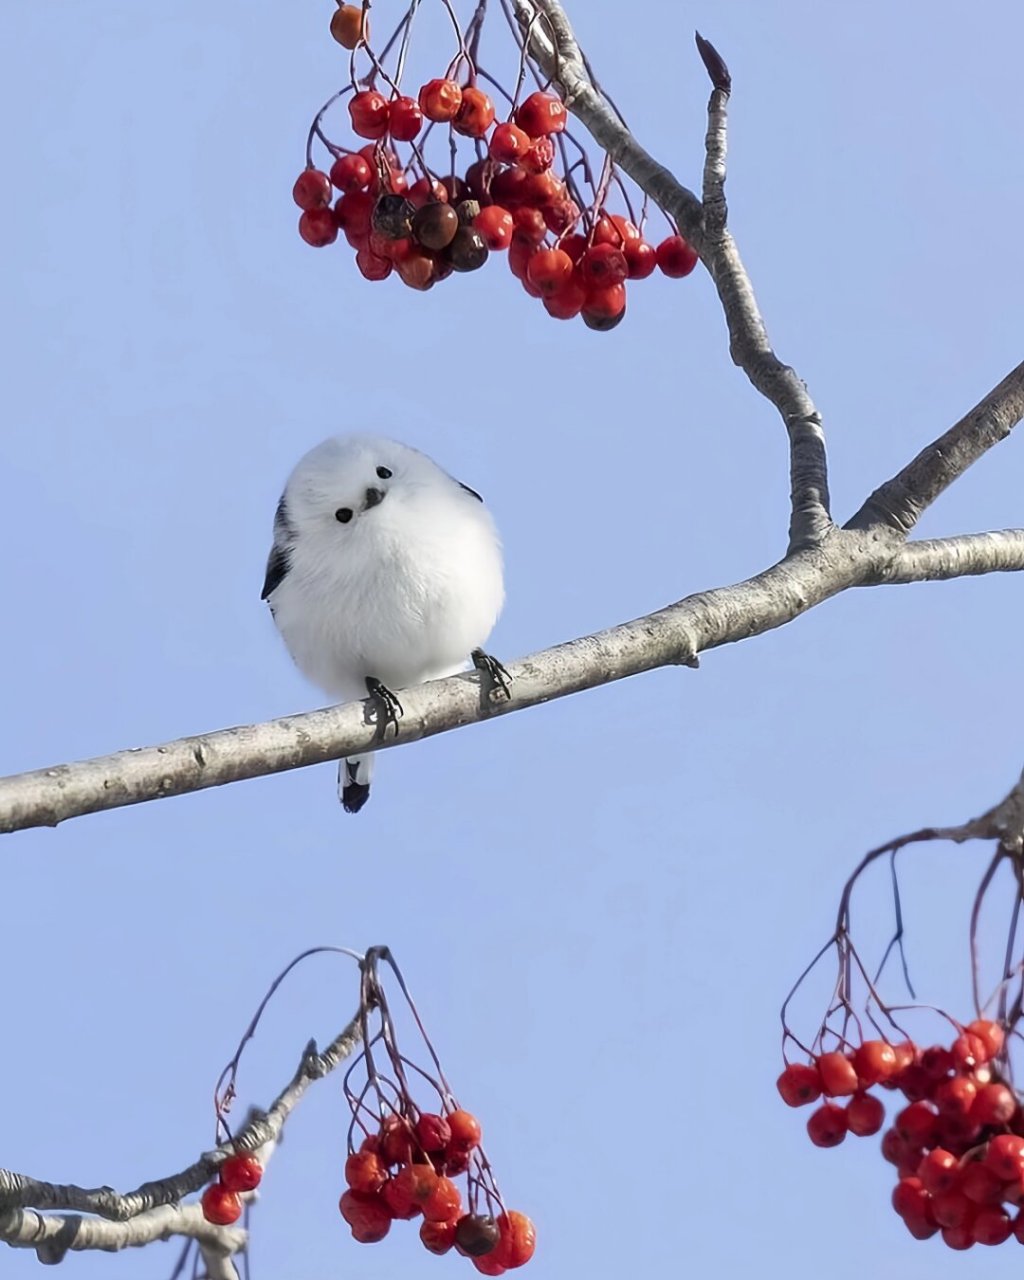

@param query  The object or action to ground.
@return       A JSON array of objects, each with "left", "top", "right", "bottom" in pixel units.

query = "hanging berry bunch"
[
  {"left": 292, "top": 0, "right": 698, "bottom": 328},
  {"left": 340, "top": 947, "right": 536, "bottom": 1273},
  {"left": 778, "top": 827, "right": 1024, "bottom": 1251}
]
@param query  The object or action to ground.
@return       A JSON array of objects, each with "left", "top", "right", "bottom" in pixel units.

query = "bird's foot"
[
  {"left": 472, "top": 649, "right": 513, "bottom": 702},
  {"left": 365, "top": 678, "right": 404, "bottom": 737}
]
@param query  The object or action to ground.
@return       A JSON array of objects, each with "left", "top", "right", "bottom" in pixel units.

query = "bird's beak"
[{"left": 363, "top": 487, "right": 386, "bottom": 510}]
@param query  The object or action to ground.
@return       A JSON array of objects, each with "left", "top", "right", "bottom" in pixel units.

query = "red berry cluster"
[
  {"left": 778, "top": 1019, "right": 1024, "bottom": 1249},
  {"left": 201, "top": 1153, "right": 264, "bottom": 1226},
  {"left": 294, "top": 81, "right": 696, "bottom": 328},
  {"left": 340, "top": 1108, "right": 535, "bottom": 1274}
]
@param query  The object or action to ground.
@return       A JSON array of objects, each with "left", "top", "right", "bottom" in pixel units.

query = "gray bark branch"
[
  {"left": 0, "top": 1014, "right": 361, "bottom": 1267},
  {"left": 847, "top": 360, "right": 1024, "bottom": 535}
]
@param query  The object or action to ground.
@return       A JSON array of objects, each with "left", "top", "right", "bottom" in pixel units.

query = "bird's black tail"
[{"left": 339, "top": 755, "right": 372, "bottom": 814}]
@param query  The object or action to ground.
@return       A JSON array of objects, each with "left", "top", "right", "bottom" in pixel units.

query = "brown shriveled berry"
[
  {"left": 456, "top": 199, "right": 482, "bottom": 226},
  {"left": 411, "top": 202, "right": 459, "bottom": 250},
  {"left": 330, "top": 4, "right": 368, "bottom": 50},
  {"left": 372, "top": 195, "right": 415, "bottom": 240},
  {"left": 445, "top": 227, "right": 489, "bottom": 272},
  {"left": 454, "top": 1213, "right": 500, "bottom": 1257}
]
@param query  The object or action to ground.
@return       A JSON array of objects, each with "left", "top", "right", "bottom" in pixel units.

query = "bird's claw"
[
  {"left": 365, "top": 678, "right": 404, "bottom": 737},
  {"left": 472, "top": 649, "right": 513, "bottom": 701}
]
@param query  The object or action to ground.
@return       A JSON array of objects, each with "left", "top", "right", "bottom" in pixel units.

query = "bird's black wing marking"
[
  {"left": 261, "top": 543, "right": 291, "bottom": 600},
  {"left": 262, "top": 493, "right": 293, "bottom": 600},
  {"left": 459, "top": 481, "right": 483, "bottom": 502}
]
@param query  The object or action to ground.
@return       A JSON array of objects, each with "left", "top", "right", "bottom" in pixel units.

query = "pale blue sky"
[{"left": 3, "top": 2, "right": 1023, "bottom": 1277}]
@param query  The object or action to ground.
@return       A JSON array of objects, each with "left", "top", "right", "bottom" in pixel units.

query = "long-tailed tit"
[{"left": 263, "top": 435, "right": 507, "bottom": 812}]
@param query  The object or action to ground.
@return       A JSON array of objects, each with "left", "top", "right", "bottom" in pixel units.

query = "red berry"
[
  {"left": 391, "top": 1162, "right": 440, "bottom": 1209},
  {"left": 419, "top": 79, "right": 462, "bottom": 123},
  {"left": 473, "top": 1256, "right": 507, "bottom": 1277},
  {"left": 985, "top": 1134, "right": 1024, "bottom": 1180},
  {"left": 541, "top": 196, "right": 579, "bottom": 235},
  {"left": 219, "top": 1154, "right": 262, "bottom": 1193},
  {"left": 355, "top": 246, "right": 392, "bottom": 280},
  {"left": 581, "top": 282, "right": 626, "bottom": 330},
  {"left": 507, "top": 234, "right": 537, "bottom": 280},
  {"left": 846, "top": 1092, "right": 885, "bottom": 1136},
  {"left": 345, "top": 1150, "right": 388, "bottom": 1194},
  {"left": 952, "top": 1033, "right": 988, "bottom": 1070},
  {"left": 423, "top": 1175, "right": 462, "bottom": 1223},
  {"left": 624, "top": 239, "right": 657, "bottom": 279},
  {"left": 881, "top": 1127, "right": 914, "bottom": 1166},
  {"left": 934, "top": 1075, "right": 977, "bottom": 1117},
  {"left": 892, "top": 1176, "right": 932, "bottom": 1224},
  {"left": 806, "top": 1103, "right": 848, "bottom": 1148},
  {"left": 593, "top": 214, "right": 641, "bottom": 246},
  {"left": 896, "top": 1101, "right": 939, "bottom": 1146},
  {"left": 512, "top": 206, "right": 547, "bottom": 244},
  {"left": 474, "top": 205, "right": 514, "bottom": 250},
  {"left": 853, "top": 1040, "right": 899, "bottom": 1086},
  {"left": 656, "top": 233, "right": 698, "bottom": 278},
  {"left": 382, "top": 1176, "right": 419, "bottom": 1219},
  {"left": 515, "top": 90, "right": 567, "bottom": 137},
  {"left": 968, "top": 1019, "right": 1006, "bottom": 1060},
  {"left": 292, "top": 168, "right": 332, "bottom": 211},
  {"left": 520, "top": 169, "right": 563, "bottom": 207},
  {"left": 339, "top": 1190, "right": 391, "bottom": 1242},
  {"left": 333, "top": 190, "right": 374, "bottom": 241},
  {"left": 521, "top": 137, "right": 555, "bottom": 175},
  {"left": 379, "top": 1115, "right": 416, "bottom": 1166},
  {"left": 920, "top": 1045, "right": 955, "bottom": 1081},
  {"left": 444, "top": 1148, "right": 471, "bottom": 1177},
  {"left": 201, "top": 1184, "right": 242, "bottom": 1225},
  {"left": 446, "top": 1112, "right": 479, "bottom": 1145},
  {"left": 932, "top": 1189, "right": 975, "bottom": 1229},
  {"left": 579, "top": 243, "right": 628, "bottom": 288},
  {"left": 298, "top": 208, "right": 338, "bottom": 247},
  {"left": 962, "top": 1161, "right": 1004, "bottom": 1206},
  {"left": 896, "top": 1063, "right": 932, "bottom": 1102},
  {"left": 972, "top": 1082, "right": 1018, "bottom": 1127},
  {"left": 421, "top": 1217, "right": 458, "bottom": 1254},
  {"left": 388, "top": 95, "right": 422, "bottom": 141},
  {"left": 330, "top": 154, "right": 372, "bottom": 194},
  {"left": 891, "top": 1041, "right": 919, "bottom": 1074},
  {"left": 542, "top": 276, "right": 587, "bottom": 320},
  {"left": 816, "top": 1052, "right": 860, "bottom": 1098},
  {"left": 559, "top": 232, "right": 588, "bottom": 263},
  {"left": 776, "top": 1063, "right": 822, "bottom": 1107},
  {"left": 919, "top": 1148, "right": 961, "bottom": 1195},
  {"left": 1014, "top": 1209, "right": 1024, "bottom": 1243},
  {"left": 941, "top": 1223, "right": 976, "bottom": 1250},
  {"left": 490, "top": 166, "right": 529, "bottom": 208},
  {"left": 490, "top": 122, "right": 531, "bottom": 163},
  {"left": 407, "top": 176, "right": 448, "bottom": 208},
  {"left": 904, "top": 1217, "right": 940, "bottom": 1240},
  {"left": 349, "top": 90, "right": 390, "bottom": 140},
  {"left": 526, "top": 247, "right": 573, "bottom": 296},
  {"left": 454, "top": 87, "right": 495, "bottom": 138},
  {"left": 416, "top": 1113, "right": 452, "bottom": 1154},
  {"left": 492, "top": 1211, "right": 536, "bottom": 1269},
  {"left": 973, "top": 1206, "right": 1012, "bottom": 1245}
]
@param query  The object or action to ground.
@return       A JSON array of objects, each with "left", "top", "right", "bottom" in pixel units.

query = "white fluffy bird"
[{"left": 263, "top": 435, "right": 506, "bottom": 813}]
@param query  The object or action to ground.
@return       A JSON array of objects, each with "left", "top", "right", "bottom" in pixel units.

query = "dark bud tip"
[{"left": 695, "top": 31, "right": 731, "bottom": 93}]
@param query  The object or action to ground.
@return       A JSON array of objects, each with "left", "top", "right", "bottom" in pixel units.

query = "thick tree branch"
[
  {"left": 865, "top": 530, "right": 1024, "bottom": 584},
  {"left": 847, "top": 359, "right": 1024, "bottom": 536},
  {"left": 1, "top": 519, "right": 1021, "bottom": 836},
  {"left": 0, "top": 1201, "right": 246, "bottom": 1271},
  {"left": 0, "top": 1013, "right": 361, "bottom": 1240}
]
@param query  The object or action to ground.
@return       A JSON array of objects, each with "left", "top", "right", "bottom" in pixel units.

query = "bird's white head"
[{"left": 281, "top": 434, "right": 452, "bottom": 542}]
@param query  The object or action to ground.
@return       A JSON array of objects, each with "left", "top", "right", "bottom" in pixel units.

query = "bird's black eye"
[
  {"left": 335, "top": 508, "right": 353, "bottom": 524},
  {"left": 376, "top": 466, "right": 393, "bottom": 480}
]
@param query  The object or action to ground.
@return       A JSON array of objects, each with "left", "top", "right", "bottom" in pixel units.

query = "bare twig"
[
  {"left": 847, "top": 359, "right": 1024, "bottom": 536},
  {"left": 0, "top": 1014, "right": 361, "bottom": 1225}
]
